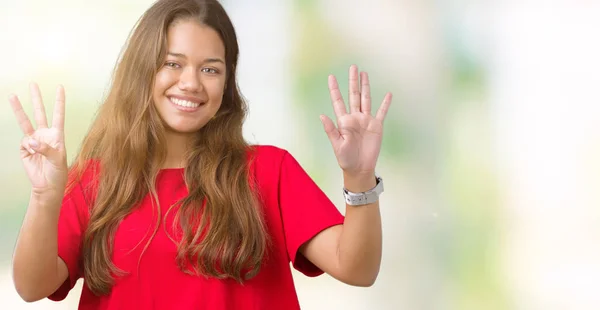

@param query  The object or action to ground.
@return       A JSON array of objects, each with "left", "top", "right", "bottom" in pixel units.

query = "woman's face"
[{"left": 153, "top": 19, "right": 227, "bottom": 136}]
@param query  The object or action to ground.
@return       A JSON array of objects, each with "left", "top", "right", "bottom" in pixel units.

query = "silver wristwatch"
[{"left": 342, "top": 174, "right": 384, "bottom": 206}]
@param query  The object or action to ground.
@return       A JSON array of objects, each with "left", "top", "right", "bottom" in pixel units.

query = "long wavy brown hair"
[{"left": 67, "top": 0, "right": 267, "bottom": 295}]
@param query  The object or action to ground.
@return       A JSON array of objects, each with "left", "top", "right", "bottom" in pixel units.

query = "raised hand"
[
  {"left": 320, "top": 65, "right": 392, "bottom": 179},
  {"left": 8, "top": 83, "right": 68, "bottom": 195}
]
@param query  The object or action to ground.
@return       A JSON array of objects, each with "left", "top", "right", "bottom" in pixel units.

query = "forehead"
[{"left": 166, "top": 20, "right": 225, "bottom": 60}]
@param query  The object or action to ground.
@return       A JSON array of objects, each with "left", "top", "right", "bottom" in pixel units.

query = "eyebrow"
[{"left": 167, "top": 52, "right": 225, "bottom": 64}]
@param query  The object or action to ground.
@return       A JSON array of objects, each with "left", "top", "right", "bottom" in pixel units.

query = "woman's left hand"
[{"left": 320, "top": 65, "right": 392, "bottom": 179}]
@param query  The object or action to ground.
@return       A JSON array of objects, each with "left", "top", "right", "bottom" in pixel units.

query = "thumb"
[
  {"left": 320, "top": 115, "right": 341, "bottom": 148},
  {"left": 28, "top": 138, "right": 61, "bottom": 162}
]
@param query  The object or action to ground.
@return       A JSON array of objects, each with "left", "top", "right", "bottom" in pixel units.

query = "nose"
[{"left": 178, "top": 67, "right": 202, "bottom": 93}]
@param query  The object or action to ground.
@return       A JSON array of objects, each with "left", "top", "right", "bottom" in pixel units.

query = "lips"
[
  {"left": 170, "top": 97, "right": 201, "bottom": 108},
  {"left": 167, "top": 95, "right": 205, "bottom": 112}
]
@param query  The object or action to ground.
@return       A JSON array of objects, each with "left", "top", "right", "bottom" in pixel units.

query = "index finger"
[
  {"left": 8, "top": 94, "right": 35, "bottom": 135},
  {"left": 30, "top": 82, "right": 48, "bottom": 128},
  {"left": 328, "top": 75, "right": 347, "bottom": 119},
  {"left": 52, "top": 85, "right": 65, "bottom": 131}
]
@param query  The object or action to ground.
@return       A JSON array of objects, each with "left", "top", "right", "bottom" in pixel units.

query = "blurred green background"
[{"left": 1, "top": 1, "right": 599, "bottom": 309}]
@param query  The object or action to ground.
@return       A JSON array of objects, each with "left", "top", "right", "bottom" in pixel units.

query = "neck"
[{"left": 163, "top": 130, "right": 194, "bottom": 169}]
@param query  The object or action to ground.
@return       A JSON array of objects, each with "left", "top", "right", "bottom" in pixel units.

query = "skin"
[
  {"left": 299, "top": 67, "right": 392, "bottom": 286},
  {"left": 10, "top": 83, "right": 69, "bottom": 302},
  {"left": 9, "top": 19, "right": 392, "bottom": 302},
  {"left": 152, "top": 20, "right": 228, "bottom": 168}
]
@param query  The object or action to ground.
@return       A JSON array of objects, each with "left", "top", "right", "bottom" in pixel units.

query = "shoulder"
[
  {"left": 246, "top": 144, "right": 305, "bottom": 183},
  {"left": 68, "top": 159, "right": 100, "bottom": 183},
  {"left": 247, "top": 144, "right": 290, "bottom": 170},
  {"left": 246, "top": 144, "right": 314, "bottom": 180},
  {"left": 248, "top": 144, "right": 288, "bottom": 159},
  {"left": 66, "top": 159, "right": 101, "bottom": 200}
]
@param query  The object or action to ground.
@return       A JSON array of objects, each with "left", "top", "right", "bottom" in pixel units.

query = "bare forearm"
[
  {"left": 337, "top": 173, "right": 383, "bottom": 286},
  {"left": 13, "top": 191, "right": 63, "bottom": 301}
]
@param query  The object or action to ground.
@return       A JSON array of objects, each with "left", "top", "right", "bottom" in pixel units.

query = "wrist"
[
  {"left": 30, "top": 188, "right": 64, "bottom": 206},
  {"left": 343, "top": 171, "right": 376, "bottom": 193}
]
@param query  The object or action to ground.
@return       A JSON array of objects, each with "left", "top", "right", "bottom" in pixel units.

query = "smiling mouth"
[{"left": 168, "top": 97, "right": 204, "bottom": 108}]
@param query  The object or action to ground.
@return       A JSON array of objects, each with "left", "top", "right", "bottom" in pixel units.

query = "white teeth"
[{"left": 170, "top": 97, "right": 201, "bottom": 108}]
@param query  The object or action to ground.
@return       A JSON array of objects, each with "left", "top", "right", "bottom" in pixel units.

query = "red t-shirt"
[{"left": 48, "top": 145, "right": 344, "bottom": 309}]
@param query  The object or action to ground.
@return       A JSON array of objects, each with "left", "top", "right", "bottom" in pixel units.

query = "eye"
[
  {"left": 164, "top": 62, "right": 180, "bottom": 68},
  {"left": 201, "top": 68, "right": 219, "bottom": 74}
]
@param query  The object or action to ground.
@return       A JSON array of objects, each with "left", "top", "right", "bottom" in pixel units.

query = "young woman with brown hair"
[{"left": 9, "top": 0, "right": 392, "bottom": 309}]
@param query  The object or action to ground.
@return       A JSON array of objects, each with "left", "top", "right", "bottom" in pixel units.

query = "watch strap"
[{"left": 342, "top": 175, "right": 384, "bottom": 206}]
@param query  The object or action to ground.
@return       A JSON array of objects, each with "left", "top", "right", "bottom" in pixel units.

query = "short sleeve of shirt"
[
  {"left": 48, "top": 174, "right": 92, "bottom": 301},
  {"left": 278, "top": 151, "right": 345, "bottom": 277}
]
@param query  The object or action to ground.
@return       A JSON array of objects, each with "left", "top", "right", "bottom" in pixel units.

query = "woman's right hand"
[{"left": 9, "top": 83, "right": 68, "bottom": 196}]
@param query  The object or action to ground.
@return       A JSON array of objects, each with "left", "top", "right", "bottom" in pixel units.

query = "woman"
[{"left": 9, "top": 0, "right": 391, "bottom": 309}]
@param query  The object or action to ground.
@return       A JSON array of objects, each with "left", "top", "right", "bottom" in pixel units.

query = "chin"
[
  {"left": 156, "top": 103, "right": 215, "bottom": 135},
  {"left": 165, "top": 122, "right": 208, "bottom": 135}
]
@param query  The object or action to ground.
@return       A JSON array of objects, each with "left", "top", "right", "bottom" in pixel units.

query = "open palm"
[
  {"left": 320, "top": 65, "right": 392, "bottom": 177},
  {"left": 9, "top": 83, "right": 68, "bottom": 193}
]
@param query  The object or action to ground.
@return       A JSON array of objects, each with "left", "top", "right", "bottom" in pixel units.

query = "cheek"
[
  {"left": 207, "top": 79, "right": 226, "bottom": 103},
  {"left": 153, "top": 71, "right": 175, "bottom": 98}
]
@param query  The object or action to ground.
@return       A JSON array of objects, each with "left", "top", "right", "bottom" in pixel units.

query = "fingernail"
[{"left": 28, "top": 139, "right": 39, "bottom": 149}]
